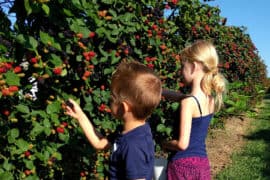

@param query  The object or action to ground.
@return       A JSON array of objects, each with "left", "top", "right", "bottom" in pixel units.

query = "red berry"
[
  {"left": 172, "top": 0, "right": 178, "bottom": 5},
  {"left": 145, "top": 57, "right": 151, "bottom": 62},
  {"left": 5, "top": 63, "right": 12, "bottom": 70},
  {"left": 152, "top": 24, "right": 158, "bottom": 31},
  {"left": 98, "top": 104, "right": 106, "bottom": 111},
  {"left": 56, "top": 127, "right": 65, "bottom": 133},
  {"left": 24, "top": 170, "right": 32, "bottom": 176},
  {"left": 159, "top": 44, "right": 166, "bottom": 50},
  {"left": 179, "top": 82, "right": 185, "bottom": 88},
  {"left": 24, "top": 151, "right": 31, "bottom": 157},
  {"left": 76, "top": 33, "right": 83, "bottom": 39},
  {"left": 0, "top": 67, "right": 7, "bottom": 73},
  {"left": 147, "top": 63, "right": 154, "bottom": 69},
  {"left": 124, "top": 48, "right": 129, "bottom": 55},
  {"left": 2, "top": 109, "right": 10, "bottom": 116},
  {"left": 83, "top": 52, "right": 89, "bottom": 58},
  {"left": 88, "top": 51, "right": 96, "bottom": 57},
  {"left": 53, "top": 67, "right": 62, "bottom": 75},
  {"left": 100, "top": 85, "right": 105, "bottom": 90},
  {"left": 224, "top": 62, "right": 230, "bottom": 69},
  {"left": 83, "top": 71, "right": 91, "bottom": 77},
  {"left": 9, "top": 85, "right": 19, "bottom": 92},
  {"left": 61, "top": 122, "right": 68, "bottom": 127},
  {"left": 1, "top": 88, "right": 10, "bottom": 96},
  {"left": 205, "top": 25, "right": 210, "bottom": 33},
  {"left": 80, "top": 172, "right": 86, "bottom": 177},
  {"left": 89, "top": 32, "right": 95, "bottom": 38},
  {"left": 13, "top": 66, "right": 22, "bottom": 73},
  {"left": 30, "top": 57, "right": 38, "bottom": 64}
]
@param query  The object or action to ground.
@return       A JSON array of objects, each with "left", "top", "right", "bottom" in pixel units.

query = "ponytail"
[{"left": 202, "top": 71, "right": 226, "bottom": 112}]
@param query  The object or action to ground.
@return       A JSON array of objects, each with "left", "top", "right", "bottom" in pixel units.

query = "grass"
[{"left": 215, "top": 95, "right": 270, "bottom": 180}]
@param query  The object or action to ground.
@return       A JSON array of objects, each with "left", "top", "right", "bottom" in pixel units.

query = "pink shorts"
[{"left": 167, "top": 157, "right": 211, "bottom": 180}]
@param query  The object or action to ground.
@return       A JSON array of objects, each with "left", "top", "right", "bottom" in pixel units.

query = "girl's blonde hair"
[{"left": 181, "top": 40, "right": 226, "bottom": 111}]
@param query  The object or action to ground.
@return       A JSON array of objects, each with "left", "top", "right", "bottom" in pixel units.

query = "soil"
[{"left": 206, "top": 115, "right": 253, "bottom": 178}]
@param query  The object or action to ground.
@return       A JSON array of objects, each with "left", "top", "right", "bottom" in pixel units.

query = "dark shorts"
[{"left": 167, "top": 157, "right": 211, "bottom": 180}]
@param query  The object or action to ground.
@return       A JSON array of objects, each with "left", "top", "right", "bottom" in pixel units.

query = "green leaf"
[
  {"left": 15, "top": 104, "right": 30, "bottom": 114},
  {"left": 76, "top": 55, "right": 83, "bottom": 62},
  {"left": 69, "top": 18, "right": 90, "bottom": 36},
  {"left": 103, "top": 68, "right": 113, "bottom": 75},
  {"left": 15, "top": 139, "right": 29, "bottom": 151},
  {"left": 54, "top": 152, "right": 62, "bottom": 160},
  {"left": 7, "top": 128, "right": 19, "bottom": 143},
  {"left": 46, "top": 101, "right": 61, "bottom": 114},
  {"left": 61, "top": 68, "right": 67, "bottom": 77},
  {"left": 30, "top": 122, "right": 44, "bottom": 137},
  {"left": 157, "top": 124, "right": 166, "bottom": 132},
  {"left": 71, "top": 0, "right": 82, "bottom": 8},
  {"left": 165, "top": 127, "right": 172, "bottom": 136},
  {"left": 4, "top": 71, "right": 20, "bottom": 86},
  {"left": 58, "top": 133, "right": 69, "bottom": 142},
  {"left": 0, "top": 171, "right": 14, "bottom": 180},
  {"left": 101, "top": 0, "right": 113, "bottom": 4},
  {"left": 40, "top": 31, "right": 62, "bottom": 51},
  {"left": 63, "top": 8, "right": 74, "bottom": 16},
  {"left": 44, "top": 127, "right": 51, "bottom": 136},
  {"left": 24, "top": 0, "right": 32, "bottom": 15},
  {"left": 225, "top": 99, "right": 236, "bottom": 106},
  {"left": 2, "top": 159, "right": 14, "bottom": 172},
  {"left": 50, "top": 54, "right": 62, "bottom": 66},
  {"left": 111, "top": 54, "right": 120, "bottom": 65},
  {"left": 225, "top": 107, "right": 235, "bottom": 113},
  {"left": 171, "top": 102, "right": 179, "bottom": 111},
  {"left": 16, "top": 34, "right": 38, "bottom": 51},
  {"left": 42, "top": 4, "right": 50, "bottom": 15},
  {"left": 31, "top": 110, "right": 47, "bottom": 118},
  {"left": 100, "top": 57, "right": 108, "bottom": 63},
  {"left": 24, "top": 159, "right": 35, "bottom": 169}
]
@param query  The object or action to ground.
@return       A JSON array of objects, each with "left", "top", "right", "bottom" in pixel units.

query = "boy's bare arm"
[
  {"left": 162, "top": 89, "right": 186, "bottom": 102},
  {"left": 65, "top": 99, "right": 111, "bottom": 150}
]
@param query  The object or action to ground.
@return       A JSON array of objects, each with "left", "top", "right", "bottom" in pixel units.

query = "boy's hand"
[
  {"left": 65, "top": 100, "right": 74, "bottom": 110},
  {"left": 64, "top": 99, "right": 83, "bottom": 120}
]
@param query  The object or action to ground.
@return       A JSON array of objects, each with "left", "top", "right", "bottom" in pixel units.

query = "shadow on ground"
[{"left": 244, "top": 96, "right": 270, "bottom": 177}]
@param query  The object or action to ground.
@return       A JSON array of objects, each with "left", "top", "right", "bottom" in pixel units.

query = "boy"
[{"left": 65, "top": 60, "right": 162, "bottom": 180}]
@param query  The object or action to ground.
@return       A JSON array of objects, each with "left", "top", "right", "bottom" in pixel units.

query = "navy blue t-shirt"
[{"left": 109, "top": 123, "right": 154, "bottom": 180}]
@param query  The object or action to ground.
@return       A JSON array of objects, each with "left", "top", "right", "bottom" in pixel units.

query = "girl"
[{"left": 162, "top": 40, "right": 226, "bottom": 179}]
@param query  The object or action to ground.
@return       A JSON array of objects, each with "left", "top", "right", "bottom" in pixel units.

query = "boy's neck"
[{"left": 122, "top": 118, "right": 146, "bottom": 134}]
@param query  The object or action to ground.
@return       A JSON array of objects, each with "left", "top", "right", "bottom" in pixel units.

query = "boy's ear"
[{"left": 122, "top": 101, "right": 132, "bottom": 113}]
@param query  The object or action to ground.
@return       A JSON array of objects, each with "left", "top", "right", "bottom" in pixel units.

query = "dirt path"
[{"left": 206, "top": 115, "right": 253, "bottom": 178}]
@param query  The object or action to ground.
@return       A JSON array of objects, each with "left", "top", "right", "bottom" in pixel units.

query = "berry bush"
[{"left": 0, "top": 0, "right": 268, "bottom": 179}]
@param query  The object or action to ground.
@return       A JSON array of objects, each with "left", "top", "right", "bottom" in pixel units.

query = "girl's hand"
[{"left": 161, "top": 140, "right": 169, "bottom": 152}]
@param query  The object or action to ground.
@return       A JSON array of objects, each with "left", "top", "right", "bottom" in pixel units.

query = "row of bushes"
[{"left": 0, "top": 0, "right": 268, "bottom": 179}]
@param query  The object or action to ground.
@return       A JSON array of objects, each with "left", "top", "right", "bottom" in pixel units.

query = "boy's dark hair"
[{"left": 111, "top": 60, "right": 162, "bottom": 119}]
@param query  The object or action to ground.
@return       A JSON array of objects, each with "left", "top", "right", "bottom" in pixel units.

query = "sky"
[{"left": 203, "top": 0, "right": 270, "bottom": 77}]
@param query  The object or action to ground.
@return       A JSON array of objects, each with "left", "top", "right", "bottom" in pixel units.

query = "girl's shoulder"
[
  {"left": 180, "top": 95, "right": 197, "bottom": 108},
  {"left": 181, "top": 94, "right": 214, "bottom": 116}
]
